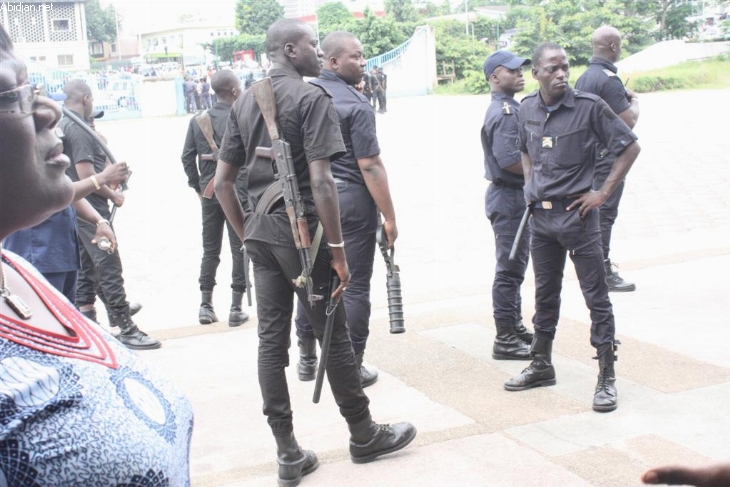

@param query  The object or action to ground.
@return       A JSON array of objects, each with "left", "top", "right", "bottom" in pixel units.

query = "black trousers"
[
  {"left": 295, "top": 182, "right": 378, "bottom": 354},
  {"left": 76, "top": 217, "right": 130, "bottom": 315},
  {"left": 485, "top": 184, "right": 530, "bottom": 327},
  {"left": 593, "top": 157, "right": 626, "bottom": 260},
  {"left": 530, "top": 203, "right": 615, "bottom": 348},
  {"left": 246, "top": 239, "right": 370, "bottom": 437},
  {"left": 200, "top": 197, "right": 246, "bottom": 293}
]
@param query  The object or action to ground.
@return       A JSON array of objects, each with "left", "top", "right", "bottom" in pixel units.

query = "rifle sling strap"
[
  {"left": 195, "top": 112, "right": 219, "bottom": 199},
  {"left": 255, "top": 182, "right": 324, "bottom": 267}
]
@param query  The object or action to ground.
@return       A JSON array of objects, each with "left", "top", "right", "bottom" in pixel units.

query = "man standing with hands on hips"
[
  {"left": 480, "top": 50, "right": 535, "bottom": 362},
  {"left": 504, "top": 43, "right": 640, "bottom": 413}
]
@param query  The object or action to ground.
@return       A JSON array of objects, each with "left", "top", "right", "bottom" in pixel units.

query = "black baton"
[
  {"left": 508, "top": 205, "right": 532, "bottom": 261},
  {"left": 243, "top": 247, "right": 253, "bottom": 307},
  {"left": 313, "top": 275, "right": 341, "bottom": 404}
]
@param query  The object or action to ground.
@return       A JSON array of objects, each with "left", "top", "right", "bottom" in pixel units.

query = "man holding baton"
[{"left": 481, "top": 50, "right": 535, "bottom": 361}]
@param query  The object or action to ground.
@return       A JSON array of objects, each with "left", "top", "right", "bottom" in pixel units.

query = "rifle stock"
[
  {"left": 250, "top": 79, "right": 280, "bottom": 141},
  {"left": 252, "top": 78, "right": 320, "bottom": 306}
]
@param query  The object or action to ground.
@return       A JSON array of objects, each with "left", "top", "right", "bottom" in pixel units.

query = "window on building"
[
  {"left": 58, "top": 54, "right": 73, "bottom": 66},
  {"left": 52, "top": 19, "right": 70, "bottom": 31},
  {"left": 111, "top": 43, "right": 117, "bottom": 53}
]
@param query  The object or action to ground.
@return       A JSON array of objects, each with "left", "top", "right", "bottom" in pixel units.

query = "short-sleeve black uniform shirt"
[
  {"left": 574, "top": 57, "right": 630, "bottom": 116},
  {"left": 518, "top": 88, "right": 637, "bottom": 202},
  {"left": 61, "top": 111, "right": 108, "bottom": 214},
  {"left": 481, "top": 92, "right": 523, "bottom": 186},
  {"left": 218, "top": 65, "right": 346, "bottom": 247},
  {"left": 309, "top": 70, "right": 380, "bottom": 186}
]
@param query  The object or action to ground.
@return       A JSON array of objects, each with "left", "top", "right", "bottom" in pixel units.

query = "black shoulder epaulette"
[
  {"left": 521, "top": 90, "right": 539, "bottom": 100},
  {"left": 310, "top": 82, "right": 334, "bottom": 98},
  {"left": 573, "top": 90, "right": 601, "bottom": 102}
]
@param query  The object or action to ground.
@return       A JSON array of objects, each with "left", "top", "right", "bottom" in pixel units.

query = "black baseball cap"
[{"left": 483, "top": 51, "right": 531, "bottom": 77}]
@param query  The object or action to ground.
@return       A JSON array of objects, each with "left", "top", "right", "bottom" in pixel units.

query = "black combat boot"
[
  {"left": 504, "top": 335, "right": 556, "bottom": 391},
  {"left": 355, "top": 351, "right": 378, "bottom": 388},
  {"left": 274, "top": 433, "right": 319, "bottom": 487},
  {"left": 199, "top": 290, "right": 218, "bottom": 325},
  {"left": 297, "top": 338, "right": 317, "bottom": 382},
  {"left": 109, "top": 311, "right": 161, "bottom": 350},
  {"left": 228, "top": 291, "right": 249, "bottom": 327},
  {"left": 348, "top": 415, "right": 417, "bottom": 464},
  {"left": 105, "top": 302, "right": 141, "bottom": 326},
  {"left": 79, "top": 307, "right": 98, "bottom": 323},
  {"left": 593, "top": 341, "right": 619, "bottom": 412},
  {"left": 514, "top": 320, "right": 534, "bottom": 345},
  {"left": 605, "top": 259, "right": 636, "bottom": 292},
  {"left": 492, "top": 323, "right": 531, "bottom": 360}
]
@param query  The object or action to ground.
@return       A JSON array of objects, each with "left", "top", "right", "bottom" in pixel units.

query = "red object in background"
[{"left": 233, "top": 50, "right": 255, "bottom": 63}]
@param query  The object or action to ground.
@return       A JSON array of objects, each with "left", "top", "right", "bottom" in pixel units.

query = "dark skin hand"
[
  {"left": 567, "top": 142, "right": 640, "bottom": 217},
  {"left": 642, "top": 462, "right": 730, "bottom": 486}
]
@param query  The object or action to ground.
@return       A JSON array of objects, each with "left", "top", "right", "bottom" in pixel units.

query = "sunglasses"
[{"left": 0, "top": 83, "right": 43, "bottom": 114}]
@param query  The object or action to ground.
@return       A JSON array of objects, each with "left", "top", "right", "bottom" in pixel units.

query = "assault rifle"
[
  {"left": 61, "top": 106, "right": 129, "bottom": 224},
  {"left": 251, "top": 78, "right": 322, "bottom": 306},
  {"left": 376, "top": 220, "right": 405, "bottom": 334}
]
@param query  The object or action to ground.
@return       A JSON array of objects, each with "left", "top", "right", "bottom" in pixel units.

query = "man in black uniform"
[
  {"left": 215, "top": 19, "right": 416, "bottom": 486},
  {"left": 293, "top": 31, "right": 399, "bottom": 387},
  {"left": 180, "top": 70, "right": 249, "bottom": 327},
  {"left": 480, "top": 50, "right": 534, "bottom": 361},
  {"left": 575, "top": 25, "right": 641, "bottom": 292},
  {"left": 62, "top": 79, "right": 160, "bottom": 350},
  {"left": 504, "top": 43, "right": 640, "bottom": 413},
  {"left": 375, "top": 67, "right": 387, "bottom": 113}
]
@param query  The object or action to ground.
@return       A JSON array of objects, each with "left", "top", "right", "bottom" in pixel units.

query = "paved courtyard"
[{"left": 94, "top": 88, "right": 730, "bottom": 486}]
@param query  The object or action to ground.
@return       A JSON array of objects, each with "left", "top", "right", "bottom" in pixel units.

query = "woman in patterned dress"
[{"left": 0, "top": 26, "right": 194, "bottom": 486}]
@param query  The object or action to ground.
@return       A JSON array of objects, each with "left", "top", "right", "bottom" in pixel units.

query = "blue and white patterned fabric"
[{"left": 0, "top": 254, "right": 193, "bottom": 487}]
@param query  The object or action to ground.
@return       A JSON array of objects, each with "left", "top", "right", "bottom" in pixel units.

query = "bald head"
[
  {"left": 592, "top": 26, "right": 622, "bottom": 63},
  {"left": 63, "top": 79, "right": 91, "bottom": 103},
  {"left": 321, "top": 31, "right": 357, "bottom": 60},
  {"left": 266, "top": 19, "right": 310, "bottom": 60}
]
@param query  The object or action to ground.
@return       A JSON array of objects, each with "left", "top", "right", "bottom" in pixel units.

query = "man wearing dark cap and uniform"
[
  {"left": 504, "top": 43, "right": 640, "bottom": 413},
  {"left": 214, "top": 19, "right": 416, "bottom": 487},
  {"left": 481, "top": 50, "right": 535, "bottom": 361},
  {"left": 575, "top": 25, "right": 640, "bottom": 292}
]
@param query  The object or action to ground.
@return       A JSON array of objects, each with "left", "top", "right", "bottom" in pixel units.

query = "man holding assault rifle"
[{"left": 215, "top": 19, "right": 415, "bottom": 487}]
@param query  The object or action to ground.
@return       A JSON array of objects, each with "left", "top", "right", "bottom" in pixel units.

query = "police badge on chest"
[{"left": 542, "top": 136, "right": 554, "bottom": 149}]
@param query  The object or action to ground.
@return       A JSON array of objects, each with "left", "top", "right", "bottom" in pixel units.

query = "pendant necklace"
[{"left": 1, "top": 249, "right": 34, "bottom": 320}]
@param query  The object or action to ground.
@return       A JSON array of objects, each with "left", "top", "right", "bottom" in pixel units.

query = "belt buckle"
[{"left": 541, "top": 201, "right": 553, "bottom": 210}]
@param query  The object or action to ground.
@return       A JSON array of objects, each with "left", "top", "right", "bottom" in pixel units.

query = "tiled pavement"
[{"left": 95, "top": 88, "right": 729, "bottom": 486}]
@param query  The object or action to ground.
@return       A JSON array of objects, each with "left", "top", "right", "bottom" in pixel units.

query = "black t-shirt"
[
  {"left": 61, "top": 112, "right": 108, "bottom": 214},
  {"left": 310, "top": 70, "right": 380, "bottom": 186},
  {"left": 218, "top": 65, "right": 346, "bottom": 247}
]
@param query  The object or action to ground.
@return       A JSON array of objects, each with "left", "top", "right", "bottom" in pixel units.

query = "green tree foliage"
[
  {"left": 211, "top": 34, "right": 267, "bottom": 62},
  {"left": 385, "top": 0, "right": 418, "bottom": 23},
  {"left": 85, "top": 0, "right": 118, "bottom": 43},
  {"left": 431, "top": 19, "right": 489, "bottom": 80},
  {"left": 316, "top": 2, "right": 355, "bottom": 39},
  {"left": 417, "top": 0, "right": 452, "bottom": 19},
  {"left": 663, "top": 3, "right": 696, "bottom": 40},
  {"left": 347, "top": 8, "right": 414, "bottom": 59},
  {"left": 234, "top": 0, "right": 284, "bottom": 36},
  {"left": 506, "top": 0, "right": 650, "bottom": 65}
]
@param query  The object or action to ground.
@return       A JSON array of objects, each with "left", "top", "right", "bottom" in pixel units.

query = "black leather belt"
[
  {"left": 533, "top": 198, "right": 579, "bottom": 210},
  {"left": 491, "top": 180, "right": 523, "bottom": 189}
]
